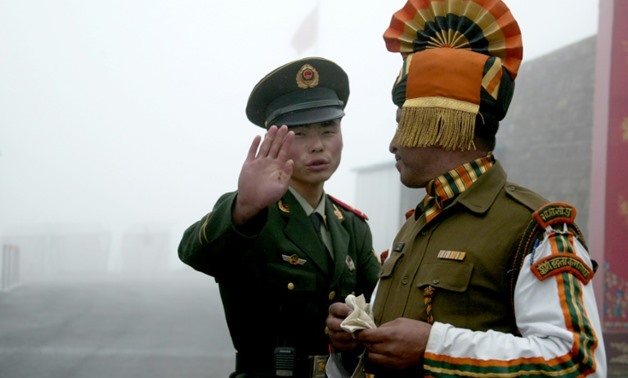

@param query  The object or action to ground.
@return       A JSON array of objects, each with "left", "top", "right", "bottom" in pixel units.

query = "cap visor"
[{"left": 270, "top": 107, "right": 345, "bottom": 127}]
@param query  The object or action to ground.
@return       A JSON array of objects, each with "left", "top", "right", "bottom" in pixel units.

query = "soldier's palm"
[{"left": 239, "top": 156, "right": 293, "bottom": 206}]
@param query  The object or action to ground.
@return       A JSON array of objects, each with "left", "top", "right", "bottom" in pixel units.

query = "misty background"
[
  {"left": 0, "top": 1, "right": 603, "bottom": 376},
  {"left": 0, "top": 0, "right": 599, "bottom": 265}
]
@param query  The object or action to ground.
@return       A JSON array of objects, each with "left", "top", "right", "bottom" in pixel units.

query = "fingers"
[
  {"left": 246, "top": 135, "right": 262, "bottom": 162},
  {"left": 257, "top": 125, "right": 278, "bottom": 158},
  {"left": 276, "top": 127, "right": 295, "bottom": 161},
  {"left": 282, "top": 159, "right": 294, "bottom": 179},
  {"left": 354, "top": 328, "right": 380, "bottom": 345},
  {"left": 327, "top": 321, "right": 361, "bottom": 352},
  {"left": 357, "top": 319, "right": 430, "bottom": 370},
  {"left": 327, "top": 303, "right": 360, "bottom": 352},
  {"left": 257, "top": 125, "right": 292, "bottom": 159},
  {"left": 329, "top": 302, "right": 352, "bottom": 318},
  {"left": 329, "top": 331, "right": 360, "bottom": 352}
]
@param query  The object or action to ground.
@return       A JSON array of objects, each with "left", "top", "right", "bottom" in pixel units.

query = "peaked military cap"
[{"left": 246, "top": 57, "right": 349, "bottom": 128}]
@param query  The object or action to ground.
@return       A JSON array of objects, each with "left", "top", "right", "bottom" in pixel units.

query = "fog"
[
  {"left": 0, "top": 1, "right": 599, "bottom": 271},
  {"left": 0, "top": 1, "right": 601, "bottom": 377}
]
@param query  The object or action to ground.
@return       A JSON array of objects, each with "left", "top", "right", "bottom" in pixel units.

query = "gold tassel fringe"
[{"left": 393, "top": 98, "right": 479, "bottom": 151}]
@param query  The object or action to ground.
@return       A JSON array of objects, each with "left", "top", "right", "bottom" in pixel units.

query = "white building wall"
[{"left": 354, "top": 163, "right": 425, "bottom": 255}]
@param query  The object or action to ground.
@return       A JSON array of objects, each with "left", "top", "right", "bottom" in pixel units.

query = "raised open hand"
[{"left": 233, "top": 125, "right": 295, "bottom": 225}]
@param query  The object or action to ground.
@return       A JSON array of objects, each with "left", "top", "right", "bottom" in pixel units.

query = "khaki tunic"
[{"left": 371, "top": 162, "right": 548, "bottom": 375}]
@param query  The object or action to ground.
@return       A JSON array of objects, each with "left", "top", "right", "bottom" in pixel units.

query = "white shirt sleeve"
[{"left": 423, "top": 225, "right": 606, "bottom": 377}]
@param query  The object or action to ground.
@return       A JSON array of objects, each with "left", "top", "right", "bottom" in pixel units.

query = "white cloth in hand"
[{"left": 340, "top": 294, "right": 376, "bottom": 334}]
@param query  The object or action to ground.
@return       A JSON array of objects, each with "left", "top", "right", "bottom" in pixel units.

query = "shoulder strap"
[{"left": 328, "top": 194, "right": 369, "bottom": 220}]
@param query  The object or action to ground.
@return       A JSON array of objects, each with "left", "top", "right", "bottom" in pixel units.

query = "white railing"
[{"left": 1, "top": 244, "right": 20, "bottom": 292}]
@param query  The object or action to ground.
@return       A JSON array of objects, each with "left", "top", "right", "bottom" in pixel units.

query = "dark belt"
[{"left": 234, "top": 352, "right": 327, "bottom": 378}]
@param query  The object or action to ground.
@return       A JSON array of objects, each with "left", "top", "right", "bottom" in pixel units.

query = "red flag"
[{"left": 291, "top": 5, "right": 319, "bottom": 54}]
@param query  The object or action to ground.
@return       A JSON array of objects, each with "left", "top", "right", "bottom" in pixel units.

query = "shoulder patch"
[
  {"left": 533, "top": 202, "right": 576, "bottom": 228},
  {"left": 509, "top": 201, "right": 591, "bottom": 315},
  {"left": 531, "top": 253, "right": 593, "bottom": 284},
  {"left": 328, "top": 195, "right": 368, "bottom": 220},
  {"left": 530, "top": 229, "right": 593, "bottom": 284}
]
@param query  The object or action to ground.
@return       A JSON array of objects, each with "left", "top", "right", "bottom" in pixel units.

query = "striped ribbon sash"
[{"left": 418, "top": 154, "right": 495, "bottom": 224}]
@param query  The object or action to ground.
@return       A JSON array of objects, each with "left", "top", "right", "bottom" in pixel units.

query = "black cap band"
[{"left": 266, "top": 93, "right": 344, "bottom": 127}]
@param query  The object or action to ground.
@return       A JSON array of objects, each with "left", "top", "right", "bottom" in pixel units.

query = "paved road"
[
  {"left": 2, "top": 271, "right": 625, "bottom": 377},
  {"left": 0, "top": 271, "right": 235, "bottom": 378}
]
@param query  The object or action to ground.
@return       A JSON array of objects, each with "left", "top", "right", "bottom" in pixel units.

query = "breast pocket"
[
  {"left": 267, "top": 262, "right": 317, "bottom": 295},
  {"left": 415, "top": 261, "right": 474, "bottom": 326},
  {"left": 266, "top": 262, "right": 324, "bottom": 324},
  {"left": 416, "top": 261, "right": 473, "bottom": 292}
]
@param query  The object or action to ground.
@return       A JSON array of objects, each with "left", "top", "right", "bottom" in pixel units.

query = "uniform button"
[
  {"left": 328, "top": 291, "right": 336, "bottom": 300},
  {"left": 431, "top": 279, "right": 440, "bottom": 285},
  {"left": 401, "top": 275, "right": 409, "bottom": 285},
  {"left": 287, "top": 282, "right": 295, "bottom": 290}
]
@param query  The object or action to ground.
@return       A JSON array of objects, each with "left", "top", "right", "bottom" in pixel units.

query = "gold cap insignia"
[{"left": 296, "top": 64, "right": 319, "bottom": 89}]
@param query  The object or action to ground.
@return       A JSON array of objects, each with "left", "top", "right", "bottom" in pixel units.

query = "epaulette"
[
  {"left": 405, "top": 208, "right": 416, "bottom": 220},
  {"left": 380, "top": 249, "right": 389, "bottom": 266},
  {"left": 504, "top": 182, "right": 549, "bottom": 213},
  {"left": 328, "top": 195, "right": 368, "bottom": 220},
  {"left": 508, "top": 202, "right": 590, "bottom": 325}
]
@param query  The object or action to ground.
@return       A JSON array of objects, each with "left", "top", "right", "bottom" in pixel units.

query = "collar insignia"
[
  {"left": 278, "top": 200, "right": 290, "bottom": 213},
  {"left": 332, "top": 204, "right": 344, "bottom": 220}
]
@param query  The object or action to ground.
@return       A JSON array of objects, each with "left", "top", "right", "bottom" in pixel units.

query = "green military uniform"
[
  {"left": 179, "top": 190, "right": 380, "bottom": 377},
  {"left": 179, "top": 55, "right": 380, "bottom": 378}
]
